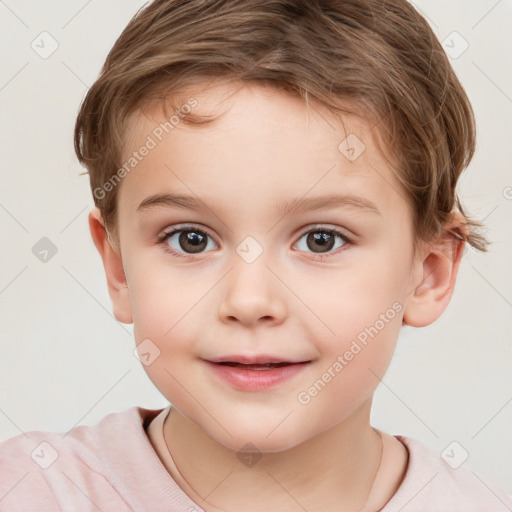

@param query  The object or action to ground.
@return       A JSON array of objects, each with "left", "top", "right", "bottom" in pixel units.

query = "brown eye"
[
  {"left": 160, "top": 226, "right": 217, "bottom": 256},
  {"left": 295, "top": 227, "right": 350, "bottom": 257},
  {"left": 176, "top": 230, "right": 208, "bottom": 253},
  {"left": 305, "top": 231, "right": 336, "bottom": 253}
]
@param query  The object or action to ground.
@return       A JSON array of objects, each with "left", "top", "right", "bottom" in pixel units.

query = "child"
[{"left": 1, "top": 0, "right": 510, "bottom": 510}]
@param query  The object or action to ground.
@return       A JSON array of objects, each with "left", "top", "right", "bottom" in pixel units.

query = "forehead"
[
  {"left": 118, "top": 81, "right": 408, "bottom": 220},
  {"left": 123, "top": 80, "right": 379, "bottom": 155}
]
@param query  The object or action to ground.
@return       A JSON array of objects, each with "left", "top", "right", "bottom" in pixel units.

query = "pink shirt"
[{"left": 1, "top": 405, "right": 510, "bottom": 511}]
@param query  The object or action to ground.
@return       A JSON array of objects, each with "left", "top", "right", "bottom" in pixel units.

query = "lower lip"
[{"left": 204, "top": 361, "right": 310, "bottom": 391}]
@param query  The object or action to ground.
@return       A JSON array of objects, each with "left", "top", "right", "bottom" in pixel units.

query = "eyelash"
[{"left": 156, "top": 224, "right": 353, "bottom": 260}]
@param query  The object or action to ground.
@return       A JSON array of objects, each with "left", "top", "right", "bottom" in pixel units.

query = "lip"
[
  {"left": 202, "top": 359, "right": 311, "bottom": 391},
  {"left": 205, "top": 354, "right": 308, "bottom": 364}
]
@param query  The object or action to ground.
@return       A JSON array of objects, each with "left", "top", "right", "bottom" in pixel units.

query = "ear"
[
  {"left": 403, "top": 211, "right": 467, "bottom": 327},
  {"left": 88, "top": 207, "right": 133, "bottom": 324}
]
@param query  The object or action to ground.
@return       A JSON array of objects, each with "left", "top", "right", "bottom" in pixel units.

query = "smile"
[
  {"left": 217, "top": 361, "right": 293, "bottom": 370},
  {"left": 203, "top": 360, "right": 311, "bottom": 391}
]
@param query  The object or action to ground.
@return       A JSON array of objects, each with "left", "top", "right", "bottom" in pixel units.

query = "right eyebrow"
[{"left": 137, "top": 192, "right": 225, "bottom": 216}]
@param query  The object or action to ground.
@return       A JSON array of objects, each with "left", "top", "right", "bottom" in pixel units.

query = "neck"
[{"left": 162, "top": 398, "right": 384, "bottom": 512}]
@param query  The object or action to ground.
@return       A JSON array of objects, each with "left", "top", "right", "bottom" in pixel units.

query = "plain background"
[{"left": 0, "top": 0, "right": 511, "bottom": 494}]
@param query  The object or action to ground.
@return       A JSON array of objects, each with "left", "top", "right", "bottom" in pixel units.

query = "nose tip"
[{"left": 217, "top": 258, "right": 287, "bottom": 327}]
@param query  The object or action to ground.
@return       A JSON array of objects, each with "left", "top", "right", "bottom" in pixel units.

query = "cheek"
[
  {"left": 298, "top": 250, "right": 406, "bottom": 394},
  {"left": 298, "top": 308, "right": 402, "bottom": 433},
  {"left": 303, "top": 251, "right": 406, "bottom": 341},
  {"left": 128, "top": 268, "right": 205, "bottom": 405},
  {"left": 128, "top": 266, "right": 213, "bottom": 369},
  {"left": 129, "top": 263, "right": 204, "bottom": 335}
]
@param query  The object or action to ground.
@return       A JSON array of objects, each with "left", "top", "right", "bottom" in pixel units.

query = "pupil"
[
  {"left": 180, "top": 231, "right": 207, "bottom": 253},
  {"left": 308, "top": 232, "right": 333, "bottom": 253}
]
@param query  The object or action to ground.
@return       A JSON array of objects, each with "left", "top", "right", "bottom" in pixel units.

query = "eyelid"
[
  {"left": 295, "top": 223, "right": 353, "bottom": 241},
  {"left": 157, "top": 223, "right": 217, "bottom": 242}
]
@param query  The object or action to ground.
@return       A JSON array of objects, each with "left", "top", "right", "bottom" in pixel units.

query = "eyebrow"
[{"left": 136, "top": 192, "right": 381, "bottom": 217}]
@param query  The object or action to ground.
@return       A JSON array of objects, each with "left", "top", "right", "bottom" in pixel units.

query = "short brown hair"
[{"left": 74, "top": 0, "right": 489, "bottom": 254}]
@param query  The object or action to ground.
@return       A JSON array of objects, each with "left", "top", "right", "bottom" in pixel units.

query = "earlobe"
[
  {"left": 403, "top": 213, "right": 467, "bottom": 328},
  {"left": 88, "top": 207, "right": 133, "bottom": 324}
]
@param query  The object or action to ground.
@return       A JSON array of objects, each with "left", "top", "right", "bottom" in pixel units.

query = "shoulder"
[
  {"left": 0, "top": 406, "right": 162, "bottom": 511},
  {"left": 380, "top": 435, "right": 512, "bottom": 512}
]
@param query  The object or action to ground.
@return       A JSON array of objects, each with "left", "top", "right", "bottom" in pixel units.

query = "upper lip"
[{"left": 204, "top": 355, "right": 310, "bottom": 364}]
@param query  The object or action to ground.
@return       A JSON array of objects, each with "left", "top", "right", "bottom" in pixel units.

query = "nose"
[{"left": 217, "top": 254, "right": 287, "bottom": 327}]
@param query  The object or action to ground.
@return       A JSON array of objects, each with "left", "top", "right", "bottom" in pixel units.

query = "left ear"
[{"left": 403, "top": 211, "right": 467, "bottom": 328}]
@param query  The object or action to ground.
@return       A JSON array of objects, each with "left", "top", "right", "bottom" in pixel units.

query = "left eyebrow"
[
  {"left": 136, "top": 192, "right": 381, "bottom": 216},
  {"left": 278, "top": 194, "right": 381, "bottom": 216}
]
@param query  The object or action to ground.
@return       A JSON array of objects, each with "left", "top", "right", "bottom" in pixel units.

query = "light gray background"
[{"left": 0, "top": 0, "right": 511, "bottom": 494}]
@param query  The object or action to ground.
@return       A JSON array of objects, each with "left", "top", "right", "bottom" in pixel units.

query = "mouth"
[
  {"left": 215, "top": 361, "right": 302, "bottom": 370},
  {"left": 202, "top": 357, "right": 312, "bottom": 391},
  {"left": 204, "top": 354, "right": 312, "bottom": 370}
]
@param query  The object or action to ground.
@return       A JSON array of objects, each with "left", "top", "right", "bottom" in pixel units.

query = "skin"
[{"left": 89, "top": 80, "right": 467, "bottom": 511}]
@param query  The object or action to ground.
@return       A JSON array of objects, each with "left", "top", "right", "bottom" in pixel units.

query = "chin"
[
  {"left": 203, "top": 417, "right": 310, "bottom": 454},
  {"left": 225, "top": 433, "right": 301, "bottom": 454}
]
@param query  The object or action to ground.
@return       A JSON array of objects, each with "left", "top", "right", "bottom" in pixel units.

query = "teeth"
[{"left": 249, "top": 364, "right": 279, "bottom": 370}]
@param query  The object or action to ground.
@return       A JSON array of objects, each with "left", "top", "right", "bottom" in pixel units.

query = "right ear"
[{"left": 88, "top": 207, "right": 133, "bottom": 324}]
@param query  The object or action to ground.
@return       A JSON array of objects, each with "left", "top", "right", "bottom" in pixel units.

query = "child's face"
[{"left": 112, "top": 81, "right": 423, "bottom": 451}]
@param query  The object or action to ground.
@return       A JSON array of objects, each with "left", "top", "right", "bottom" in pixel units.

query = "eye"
[
  {"left": 158, "top": 225, "right": 217, "bottom": 257},
  {"left": 157, "top": 224, "right": 352, "bottom": 259},
  {"left": 294, "top": 226, "right": 351, "bottom": 259}
]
